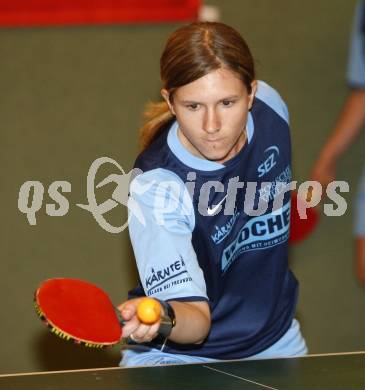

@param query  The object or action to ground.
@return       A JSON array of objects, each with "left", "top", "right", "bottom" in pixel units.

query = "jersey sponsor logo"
[
  {"left": 145, "top": 256, "right": 192, "bottom": 296},
  {"left": 221, "top": 201, "right": 290, "bottom": 273},
  {"left": 211, "top": 210, "right": 241, "bottom": 244},
  {"left": 257, "top": 146, "right": 279, "bottom": 178},
  {"left": 258, "top": 165, "right": 292, "bottom": 202}
]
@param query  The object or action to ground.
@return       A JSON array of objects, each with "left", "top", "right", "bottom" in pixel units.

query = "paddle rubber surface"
[
  {"left": 35, "top": 278, "right": 122, "bottom": 347},
  {"left": 290, "top": 192, "right": 319, "bottom": 244}
]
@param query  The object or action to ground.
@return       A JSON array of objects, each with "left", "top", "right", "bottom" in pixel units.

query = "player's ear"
[
  {"left": 161, "top": 89, "right": 176, "bottom": 115},
  {"left": 248, "top": 80, "right": 257, "bottom": 110}
]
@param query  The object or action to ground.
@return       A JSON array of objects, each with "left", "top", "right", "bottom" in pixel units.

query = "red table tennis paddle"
[
  {"left": 34, "top": 278, "right": 160, "bottom": 348},
  {"left": 289, "top": 191, "right": 320, "bottom": 244}
]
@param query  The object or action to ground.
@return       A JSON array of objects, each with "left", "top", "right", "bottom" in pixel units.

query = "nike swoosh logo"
[{"left": 207, "top": 194, "right": 228, "bottom": 216}]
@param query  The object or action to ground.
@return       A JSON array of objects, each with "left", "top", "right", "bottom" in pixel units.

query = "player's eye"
[
  {"left": 186, "top": 103, "right": 200, "bottom": 111},
  {"left": 221, "top": 100, "right": 235, "bottom": 107}
]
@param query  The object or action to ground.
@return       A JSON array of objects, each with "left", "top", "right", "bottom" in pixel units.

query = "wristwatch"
[{"left": 156, "top": 299, "right": 176, "bottom": 338}]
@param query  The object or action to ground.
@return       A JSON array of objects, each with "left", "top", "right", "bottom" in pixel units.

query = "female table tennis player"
[{"left": 118, "top": 21, "right": 308, "bottom": 366}]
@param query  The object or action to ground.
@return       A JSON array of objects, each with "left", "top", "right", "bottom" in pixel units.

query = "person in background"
[{"left": 311, "top": 0, "right": 365, "bottom": 285}]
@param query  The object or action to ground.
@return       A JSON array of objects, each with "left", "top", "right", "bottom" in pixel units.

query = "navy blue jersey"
[{"left": 127, "top": 81, "right": 298, "bottom": 359}]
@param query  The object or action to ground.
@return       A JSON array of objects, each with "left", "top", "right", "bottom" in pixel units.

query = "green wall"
[{"left": 1, "top": 0, "right": 364, "bottom": 374}]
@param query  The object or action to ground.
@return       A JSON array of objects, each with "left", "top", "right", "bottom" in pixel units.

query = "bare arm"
[
  {"left": 118, "top": 298, "right": 211, "bottom": 344},
  {"left": 311, "top": 89, "right": 365, "bottom": 186}
]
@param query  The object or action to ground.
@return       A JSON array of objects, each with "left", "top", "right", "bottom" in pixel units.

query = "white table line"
[{"left": 202, "top": 365, "right": 279, "bottom": 390}]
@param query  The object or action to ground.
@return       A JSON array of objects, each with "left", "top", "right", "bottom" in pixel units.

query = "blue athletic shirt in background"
[
  {"left": 127, "top": 80, "right": 298, "bottom": 360},
  {"left": 348, "top": 0, "right": 365, "bottom": 87},
  {"left": 348, "top": 0, "right": 365, "bottom": 236}
]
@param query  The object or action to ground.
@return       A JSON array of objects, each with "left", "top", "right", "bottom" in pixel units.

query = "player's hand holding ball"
[{"left": 118, "top": 297, "right": 162, "bottom": 343}]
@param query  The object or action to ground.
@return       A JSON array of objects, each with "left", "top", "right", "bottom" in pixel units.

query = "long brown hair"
[{"left": 139, "top": 22, "right": 256, "bottom": 151}]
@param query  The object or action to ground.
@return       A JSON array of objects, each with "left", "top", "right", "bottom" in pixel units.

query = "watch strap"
[{"left": 156, "top": 299, "right": 176, "bottom": 338}]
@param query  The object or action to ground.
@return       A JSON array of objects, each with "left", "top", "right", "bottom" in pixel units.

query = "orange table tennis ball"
[{"left": 137, "top": 298, "right": 161, "bottom": 325}]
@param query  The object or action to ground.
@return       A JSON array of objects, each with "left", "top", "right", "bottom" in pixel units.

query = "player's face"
[{"left": 162, "top": 68, "right": 257, "bottom": 164}]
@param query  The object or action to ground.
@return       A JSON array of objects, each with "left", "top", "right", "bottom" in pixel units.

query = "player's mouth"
[{"left": 204, "top": 137, "right": 224, "bottom": 143}]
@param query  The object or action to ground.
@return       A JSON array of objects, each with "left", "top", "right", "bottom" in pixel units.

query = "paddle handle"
[{"left": 114, "top": 307, "right": 126, "bottom": 326}]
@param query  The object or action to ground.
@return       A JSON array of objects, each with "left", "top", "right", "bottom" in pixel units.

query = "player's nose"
[{"left": 202, "top": 108, "right": 221, "bottom": 134}]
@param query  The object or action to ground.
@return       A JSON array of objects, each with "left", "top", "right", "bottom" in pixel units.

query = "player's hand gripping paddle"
[
  {"left": 289, "top": 190, "right": 320, "bottom": 244},
  {"left": 34, "top": 278, "right": 161, "bottom": 348}
]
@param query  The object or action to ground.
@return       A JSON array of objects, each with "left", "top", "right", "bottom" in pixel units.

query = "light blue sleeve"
[
  {"left": 255, "top": 80, "right": 290, "bottom": 124},
  {"left": 127, "top": 168, "right": 208, "bottom": 302},
  {"left": 347, "top": 1, "right": 365, "bottom": 87}
]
